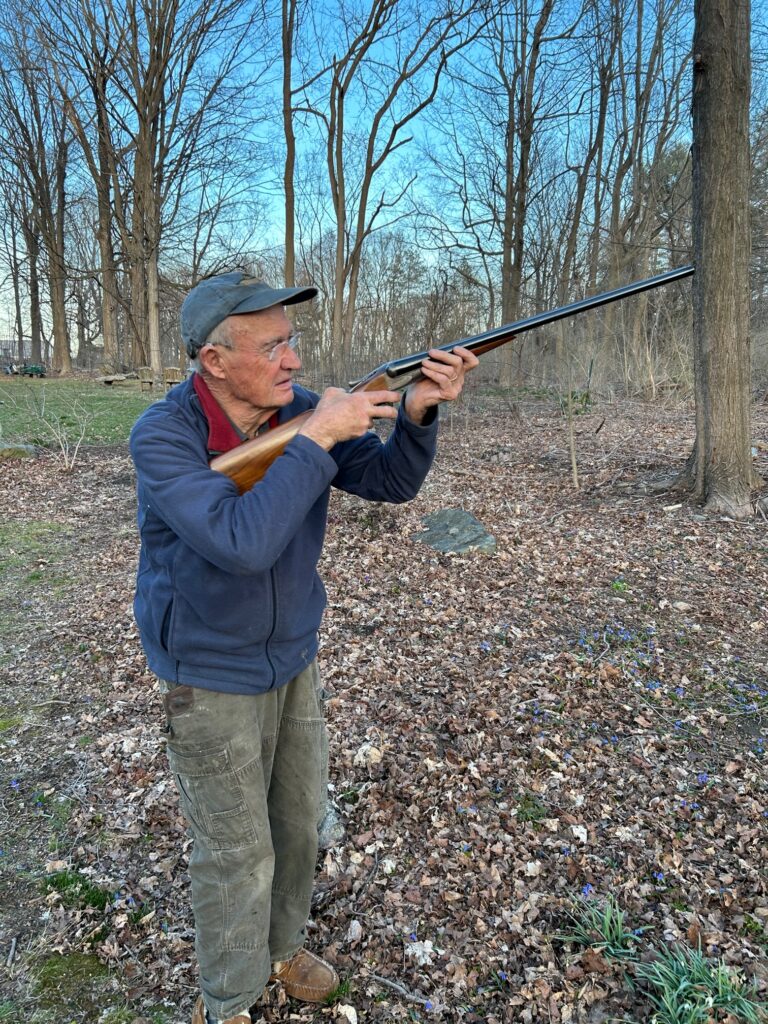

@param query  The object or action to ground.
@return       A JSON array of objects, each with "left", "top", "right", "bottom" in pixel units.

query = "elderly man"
[{"left": 129, "top": 272, "right": 477, "bottom": 1024}]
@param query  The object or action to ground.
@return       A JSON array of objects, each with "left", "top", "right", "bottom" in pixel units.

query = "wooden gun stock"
[{"left": 211, "top": 264, "right": 694, "bottom": 493}]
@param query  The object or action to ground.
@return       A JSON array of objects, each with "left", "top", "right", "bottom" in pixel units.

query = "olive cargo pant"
[{"left": 160, "top": 662, "right": 328, "bottom": 1020}]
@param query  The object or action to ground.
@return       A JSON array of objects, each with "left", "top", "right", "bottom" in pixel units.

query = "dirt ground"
[{"left": 0, "top": 397, "right": 766, "bottom": 1024}]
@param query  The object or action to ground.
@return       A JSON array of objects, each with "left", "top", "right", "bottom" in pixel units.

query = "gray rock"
[
  {"left": 317, "top": 804, "right": 345, "bottom": 849},
  {"left": 413, "top": 507, "right": 496, "bottom": 554},
  {"left": 0, "top": 444, "right": 37, "bottom": 459}
]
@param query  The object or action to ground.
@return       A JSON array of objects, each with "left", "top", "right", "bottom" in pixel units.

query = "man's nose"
[{"left": 282, "top": 345, "right": 301, "bottom": 370}]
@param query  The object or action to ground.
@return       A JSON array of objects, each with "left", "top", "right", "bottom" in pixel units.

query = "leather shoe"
[
  {"left": 270, "top": 948, "right": 339, "bottom": 1002},
  {"left": 191, "top": 995, "right": 251, "bottom": 1023}
]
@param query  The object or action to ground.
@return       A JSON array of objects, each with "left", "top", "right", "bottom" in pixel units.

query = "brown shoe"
[
  {"left": 270, "top": 948, "right": 339, "bottom": 1003},
  {"left": 191, "top": 994, "right": 251, "bottom": 1023}
]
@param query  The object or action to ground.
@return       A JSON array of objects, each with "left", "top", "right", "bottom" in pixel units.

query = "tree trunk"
[
  {"left": 50, "top": 140, "right": 72, "bottom": 374},
  {"left": 689, "top": 0, "right": 753, "bottom": 516},
  {"left": 25, "top": 217, "right": 43, "bottom": 365},
  {"left": 282, "top": 0, "right": 297, "bottom": 288}
]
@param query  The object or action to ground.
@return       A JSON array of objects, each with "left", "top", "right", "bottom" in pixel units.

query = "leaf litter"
[{"left": 0, "top": 397, "right": 766, "bottom": 1023}]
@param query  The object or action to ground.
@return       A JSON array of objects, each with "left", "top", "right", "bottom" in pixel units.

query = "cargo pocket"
[{"left": 166, "top": 742, "right": 257, "bottom": 852}]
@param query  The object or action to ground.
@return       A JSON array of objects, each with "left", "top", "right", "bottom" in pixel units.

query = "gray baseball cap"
[{"left": 181, "top": 271, "right": 318, "bottom": 357}]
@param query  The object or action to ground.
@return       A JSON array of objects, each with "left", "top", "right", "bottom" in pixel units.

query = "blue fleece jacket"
[{"left": 129, "top": 375, "right": 438, "bottom": 693}]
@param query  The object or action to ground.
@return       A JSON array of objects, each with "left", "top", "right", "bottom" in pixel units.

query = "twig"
[
  {"left": 365, "top": 972, "right": 427, "bottom": 1004},
  {"left": 6, "top": 935, "right": 17, "bottom": 967},
  {"left": 351, "top": 849, "right": 380, "bottom": 908}
]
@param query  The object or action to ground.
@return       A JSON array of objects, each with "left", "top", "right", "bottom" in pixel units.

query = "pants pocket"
[{"left": 167, "top": 742, "right": 257, "bottom": 852}]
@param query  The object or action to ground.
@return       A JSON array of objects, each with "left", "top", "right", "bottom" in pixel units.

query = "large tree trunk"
[{"left": 689, "top": 0, "right": 753, "bottom": 516}]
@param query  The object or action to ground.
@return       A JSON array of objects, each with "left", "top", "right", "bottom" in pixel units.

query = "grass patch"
[
  {"left": 559, "top": 893, "right": 645, "bottom": 961},
  {"left": 32, "top": 952, "right": 111, "bottom": 1016},
  {"left": 325, "top": 977, "right": 351, "bottom": 1004},
  {"left": 557, "top": 896, "right": 766, "bottom": 1022},
  {"left": 0, "top": 522, "right": 73, "bottom": 599},
  {"left": 516, "top": 792, "right": 547, "bottom": 824},
  {"left": 634, "top": 944, "right": 767, "bottom": 1023},
  {"left": 34, "top": 793, "right": 73, "bottom": 833},
  {"left": 42, "top": 870, "right": 112, "bottom": 912},
  {"left": 0, "top": 715, "right": 23, "bottom": 732},
  {"left": 0, "top": 522, "right": 73, "bottom": 645},
  {"left": 0, "top": 378, "right": 157, "bottom": 446}
]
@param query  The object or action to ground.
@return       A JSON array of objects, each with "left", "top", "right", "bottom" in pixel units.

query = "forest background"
[{"left": 1, "top": 0, "right": 767, "bottom": 399}]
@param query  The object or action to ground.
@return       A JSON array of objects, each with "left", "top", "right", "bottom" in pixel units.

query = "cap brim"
[{"left": 230, "top": 285, "right": 318, "bottom": 316}]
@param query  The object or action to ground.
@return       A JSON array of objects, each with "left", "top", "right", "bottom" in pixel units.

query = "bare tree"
[
  {"left": 42, "top": 0, "right": 126, "bottom": 372},
  {"left": 39, "top": 0, "right": 261, "bottom": 376},
  {"left": 422, "top": 0, "right": 583, "bottom": 382},
  {"left": 287, "top": 0, "right": 484, "bottom": 369},
  {"left": 0, "top": 14, "right": 73, "bottom": 372}
]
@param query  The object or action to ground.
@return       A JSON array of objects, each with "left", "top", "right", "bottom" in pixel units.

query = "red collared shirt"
[{"left": 193, "top": 372, "right": 278, "bottom": 456}]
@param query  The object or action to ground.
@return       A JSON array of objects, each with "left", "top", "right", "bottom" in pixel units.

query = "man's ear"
[{"left": 198, "top": 345, "right": 228, "bottom": 380}]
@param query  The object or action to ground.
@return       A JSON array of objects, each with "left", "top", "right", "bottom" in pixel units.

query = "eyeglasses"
[
  {"left": 201, "top": 330, "right": 301, "bottom": 362},
  {"left": 262, "top": 331, "right": 301, "bottom": 362}
]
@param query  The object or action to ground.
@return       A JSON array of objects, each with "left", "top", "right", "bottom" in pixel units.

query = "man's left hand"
[{"left": 403, "top": 346, "right": 479, "bottom": 424}]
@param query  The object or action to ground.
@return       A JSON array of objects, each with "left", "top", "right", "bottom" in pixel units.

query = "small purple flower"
[
  {"left": 425, "top": 1001, "right": 433, "bottom": 1011},
  {"left": 581, "top": 883, "right": 594, "bottom": 897},
  {"left": 696, "top": 772, "right": 709, "bottom": 786},
  {"left": 10, "top": 779, "right": 20, "bottom": 790},
  {"left": 409, "top": 932, "right": 417, "bottom": 941},
  {"left": 674, "top": 686, "right": 685, "bottom": 697},
  {"left": 652, "top": 870, "right": 665, "bottom": 882}
]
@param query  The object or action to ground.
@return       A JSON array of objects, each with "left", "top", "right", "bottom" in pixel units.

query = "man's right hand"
[{"left": 298, "top": 387, "right": 401, "bottom": 450}]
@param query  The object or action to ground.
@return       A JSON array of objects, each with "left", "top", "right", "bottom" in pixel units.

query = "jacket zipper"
[{"left": 265, "top": 566, "right": 278, "bottom": 688}]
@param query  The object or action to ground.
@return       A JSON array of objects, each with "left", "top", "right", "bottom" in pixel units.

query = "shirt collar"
[{"left": 192, "top": 372, "right": 278, "bottom": 455}]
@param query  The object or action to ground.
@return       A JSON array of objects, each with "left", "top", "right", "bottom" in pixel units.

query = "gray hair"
[{"left": 190, "top": 319, "right": 234, "bottom": 371}]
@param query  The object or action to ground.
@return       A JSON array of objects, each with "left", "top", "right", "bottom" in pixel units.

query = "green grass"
[
  {"left": 556, "top": 897, "right": 766, "bottom": 1023},
  {"left": 516, "top": 792, "right": 547, "bottom": 824},
  {"left": 325, "top": 977, "right": 351, "bottom": 1004},
  {"left": 0, "top": 522, "right": 73, "bottom": 639},
  {"left": 32, "top": 952, "right": 111, "bottom": 1016},
  {"left": 634, "top": 944, "right": 767, "bottom": 1023},
  {"left": 0, "top": 521, "right": 69, "bottom": 573},
  {"left": 0, "top": 378, "right": 157, "bottom": 446},
  {"left": 559, "top": 893, "right": 645, "bottom": 961},
  {"left": 42, "top": 870, "right": 112, "bottom": 912}
]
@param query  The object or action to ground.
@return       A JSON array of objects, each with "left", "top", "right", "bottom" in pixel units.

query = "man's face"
[{"left": 203, "top": 306, "right": 301, "bottom": 414}]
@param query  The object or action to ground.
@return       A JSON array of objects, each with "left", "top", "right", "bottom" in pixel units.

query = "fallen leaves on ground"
[{"left": 0, "top": 397, "right": 766, "bottom": 1023}]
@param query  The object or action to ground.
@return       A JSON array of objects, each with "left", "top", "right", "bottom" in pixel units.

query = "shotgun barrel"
[
  {"left": 350, "top": 264, "right": 694, "bottom": 391},
  {"left": 211, "top": 264, "right": 694, "bottom": 493}
]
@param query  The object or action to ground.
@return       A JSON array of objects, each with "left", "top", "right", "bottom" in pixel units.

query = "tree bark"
[
  {"left": 689, "top": 0, "right": 754, "bottom": 516},
  {"left": 282, "top": 0, "right": 297, "bottom": 288}
]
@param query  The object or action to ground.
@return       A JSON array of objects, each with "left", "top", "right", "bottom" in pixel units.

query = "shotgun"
[{"left": 211, "top": 264, "right": 694, "bottom": 493}]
